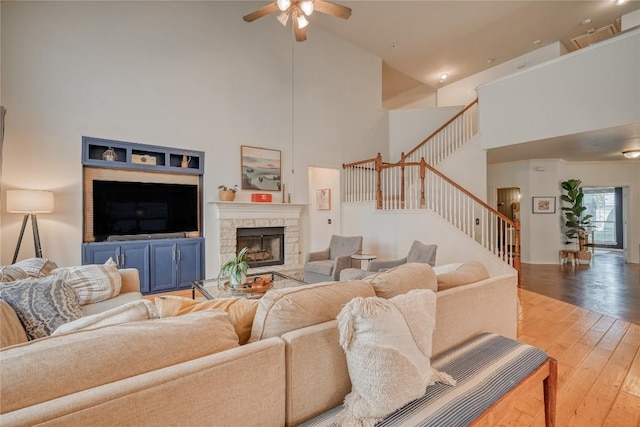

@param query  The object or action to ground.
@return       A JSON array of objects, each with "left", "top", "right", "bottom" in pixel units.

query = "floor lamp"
[{"left": 7, "top": 190, "right": 55, "bottom": 263}]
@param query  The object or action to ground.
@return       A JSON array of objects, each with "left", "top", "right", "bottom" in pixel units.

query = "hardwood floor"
[
  {"left": 510, "top": 289, "right": 640, "bottom": 426},
  {"left": 507, "top": 251, "right": 640, "bottom": 426},
  {"left": 520, "top": 251, "right": 640, "bottom": 325}
]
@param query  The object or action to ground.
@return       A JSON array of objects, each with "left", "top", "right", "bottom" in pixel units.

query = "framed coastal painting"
[
  {"left": 532, "top": 196, "right": 556, "bottom": 214},
  {"left": 241, "top": 145, "right": 281, "bottom": 191},
  {"left": 316, "top": 188, "right": 331, "bottom": 210}
]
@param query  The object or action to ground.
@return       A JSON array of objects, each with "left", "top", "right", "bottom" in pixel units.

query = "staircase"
[{"left": 342, "top": 99, "right": 521, "bottom": 278}]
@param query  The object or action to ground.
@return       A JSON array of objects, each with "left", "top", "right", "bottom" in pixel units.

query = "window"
[{"left": 582, "top": 187, "right": 620, "bottom": 246}]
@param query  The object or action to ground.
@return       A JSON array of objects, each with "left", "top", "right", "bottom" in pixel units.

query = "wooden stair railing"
[
  {"left": 403, "top": 99, "right": 478, "bottom": 166},
  {"left": 343, "top": 154, "right": 520, "bottom": 276},
  {"left": 341, "top": 98, "right": 520, "bottom": 278}
]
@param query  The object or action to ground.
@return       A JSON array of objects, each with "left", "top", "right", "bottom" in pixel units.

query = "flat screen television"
[{"left": 93, "top": 180, "right": 198, "bottom": 241}]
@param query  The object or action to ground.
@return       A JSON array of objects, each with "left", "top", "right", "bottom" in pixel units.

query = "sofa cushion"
[
  {"left": 0, "top": 310, "right": 239, "bottom": 414},
  {"left": 363, "top": 262, "right": 437, "bottom": 299},
  {"left": 82, "top": 291, "right": 143, "bottom": 316},
  {"left": 437, "top": 261, "right": 490, "bottom": 291},
  {"left": 0, "top": 299, "right": 28, "bottom": 348},
  {"left": 336, "top": 289, "right": 454, "bottom": 425},
  {"left": 51, "top": 263, "right": 122, "bottom": 305},
  {"left": 305, "top": 260, "right": 335, "bottom": 276},
  {"left": 249, "top": 280, "right": 375, "bottom": 342},
  {"left": 0, "top": 277, "right": 84, "bottom": 340},
  {"left": 52, "top": 299, "right": 159, "bottom": 336},
  {"left": 155, "top": 296, "right": 258, "bottom": 345}
]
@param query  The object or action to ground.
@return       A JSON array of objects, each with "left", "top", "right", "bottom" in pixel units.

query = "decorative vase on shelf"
[
  {"left": 219, "top": 190, "right": 236, "bottom": 202},
  {"left": 102, "top": 147, "right": 118, "bottom": 161},
  {"left": 181, "top": 155, "right": 191, "bottom": 168}
]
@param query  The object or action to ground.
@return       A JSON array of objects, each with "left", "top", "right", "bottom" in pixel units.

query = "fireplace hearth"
[{"left": 237, "top": 227, "right": 285, "bottom": 268}]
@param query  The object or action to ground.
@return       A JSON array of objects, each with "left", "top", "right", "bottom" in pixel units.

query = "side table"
[{"left": 351, "top": 254, "right": 377, "bottom": 270}]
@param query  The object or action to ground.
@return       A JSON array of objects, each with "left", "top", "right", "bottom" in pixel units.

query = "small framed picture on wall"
[
  {"left": 316, "top": 188, "right": 331, "bottom": 210},
  {"left": 532, "top": 196, "right": 556, "bottom": 214}
]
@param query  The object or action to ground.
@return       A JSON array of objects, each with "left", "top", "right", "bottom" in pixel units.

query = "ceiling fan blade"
[
  {"left": 314, "top": 0, "right": 352, "bottom": 19},
  {"left": 243, "top": 2, "right": 279, "bottom": 22},
  {"left": 294, "top": 19, "right": 307, "bottom": 42}
]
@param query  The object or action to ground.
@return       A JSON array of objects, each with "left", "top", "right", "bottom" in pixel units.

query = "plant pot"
[
  {"left": 577, "top": 250, "right": 592, "bottom": 265},
  {"left": 219, "top": 189, "right": 236, "bottom": 202}
]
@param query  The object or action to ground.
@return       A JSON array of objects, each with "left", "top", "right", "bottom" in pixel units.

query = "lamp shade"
[{"left": 6, "top": 190, "right": 54, "bottom": 213}]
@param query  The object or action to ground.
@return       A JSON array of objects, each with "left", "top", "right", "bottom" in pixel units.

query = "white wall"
[
  {"left": 0, "top": 2, "right": 387, "bottom": 274},
  {"left": 388, "top": 106, "right": 462, "bottom": 161},
  {"left": 488, "top": 159, "right": 640, "bottom": 264},
  {"left": 308, "top": 167, "right": 341, "bottom": 251},
  {"left": 478, "top": 29, "right": 640, "bottom": 149},
  {"left": 341, "top": 202, "right": 515, "bottom": 277},
  {"left": 622, "top": 9, "right": 640, "bottom": 31},
  {"left": 437, "top": 42, "right": 565, "bottom": 107}
]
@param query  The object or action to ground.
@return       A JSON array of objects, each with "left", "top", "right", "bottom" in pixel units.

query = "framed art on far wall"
[
  {"left": 241, "top": 145, "right": 281, "bottom": 191},
  {"left": 532, "top": 196, "right": 556, "bottom": 214},
  {"left": 316, "top": 188, "right": 331, "bottom": 210}
]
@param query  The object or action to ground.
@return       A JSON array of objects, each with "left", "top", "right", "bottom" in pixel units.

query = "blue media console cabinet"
[{"left": 81, "top": 136, "right": 205, "bottom": 295}]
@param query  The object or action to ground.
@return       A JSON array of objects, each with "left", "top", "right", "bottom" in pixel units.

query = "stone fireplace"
[{"left": 211, "top": 202, "right": 305, "bottom": 278}]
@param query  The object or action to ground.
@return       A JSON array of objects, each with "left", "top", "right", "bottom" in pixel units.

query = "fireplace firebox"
[{"left": 236, "top": 227, "right": 285, "bottom": 268}]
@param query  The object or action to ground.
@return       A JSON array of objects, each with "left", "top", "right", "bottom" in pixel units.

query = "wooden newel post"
[
  {"left": 419, "top": 157, "right": 426, "bottom": 209},
  {"left": 514, "top": 219, "right": 521, "bottom": 286},
  {"left": 375, "top": 153, "right": 383, "bottom": 210}
]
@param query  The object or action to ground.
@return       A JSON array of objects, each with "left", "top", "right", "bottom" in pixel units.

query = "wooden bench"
[{"left": 301, "top": 333, "right": 557, "bottom": 426}]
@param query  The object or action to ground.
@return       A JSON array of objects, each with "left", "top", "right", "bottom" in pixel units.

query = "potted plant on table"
[
  {"left": 218, "top": 247, "right": 249, "bottom": 288},
  {"left": 561, "top": 178, "right": 593, "bottom": 264},
  {"left": 218, "top": 184, "right": 238, "bottom": 202}
]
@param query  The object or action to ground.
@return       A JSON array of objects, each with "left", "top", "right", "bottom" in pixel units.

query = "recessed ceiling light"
[
  {"left": 487, "top": 58, "right": 495, "bottom": 64},
  {"left": 533, "top": 39, "right": 542, "bottom": 45},
  {"left": 390, "top": 43, "right": 399, "bottom": 49},
  {"left": 440, "top": 73, "right": 448, "bottom": 81},
  {"left": 615, "top": 0, "right": 628, "bottom": 6},
  {"left": 623, "top": 150, "right": 640, "bottom": 159},
  {"left": 582, "top": 18, "right": 592, "bottom": 25}
]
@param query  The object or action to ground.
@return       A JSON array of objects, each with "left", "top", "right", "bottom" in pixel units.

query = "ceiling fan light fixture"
[
  {"left": 277, "top": 0, "right": 291, "bottom": 12},
  {"left": 297, "top": 14, "right": 309, "bottom": 29},
  {"left": 299, "top": 0, "right": 314, "bottom": 16},
  {"left": 622, "top": 150, "right": 640, "bottom": 159},
  {"left": 277, "top": 11, "right": 290, "bottom": 26}
]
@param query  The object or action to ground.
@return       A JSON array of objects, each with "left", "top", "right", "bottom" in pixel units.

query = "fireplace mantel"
[{"left": 210, "top": 202, "right": 306, "bottom": 219}]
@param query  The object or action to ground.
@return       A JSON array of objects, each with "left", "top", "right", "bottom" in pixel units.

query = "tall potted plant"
[
  {"left": 561, "top": 179, "right": 592, "bottom": 264},
  {"left": 218, "top": 247, "right": 249, "bottom": 288}
]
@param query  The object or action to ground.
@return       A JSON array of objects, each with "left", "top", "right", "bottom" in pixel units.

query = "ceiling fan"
[{"left": 243, "top": 0, "right": 352, "bottom": 42}]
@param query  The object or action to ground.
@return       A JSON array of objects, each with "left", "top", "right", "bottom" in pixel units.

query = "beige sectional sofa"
[{"left": 0, "top": 263, "right": 517, "bottom": 426}]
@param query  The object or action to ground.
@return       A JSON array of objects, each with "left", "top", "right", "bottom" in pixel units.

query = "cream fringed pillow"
[{"left": 337, "top": 289, "right": 455, "bottom": 426}]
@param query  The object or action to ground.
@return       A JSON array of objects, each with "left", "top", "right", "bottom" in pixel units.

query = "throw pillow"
[
  {"left": 13, "top": 257, "right": 59, "bottom": 277},
  {"left": 0, "top": 277, "right": 84, "bottom": 340},
  {"left": 0, "top": 265, "right": 29, "bottom": 282},
  {"left": 363, "top": 262, "right": 437, "bottom": 299},
  {"left": 437, "top": 260, "right": 490, "bottom": 291},
  {"left": 52, "top": 299, "right": 159, "bottom": 336},
  {"left": 51, "top": 263, "right": 121, "bottom": 305},
  {"left": 337, "top": 289, "right": 455, "bottom": 426},
  {"left": 0, "top": 299, "right": 28, "bottom": 347},
  {"left": 155, "top": 296, "right": 258, "bottom": 345}
]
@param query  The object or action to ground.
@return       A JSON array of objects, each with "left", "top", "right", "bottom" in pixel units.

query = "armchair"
[
  {"left": 304, "top": 235, "right": 363, "bottom": 283},
  {"left": 366, "top": 240, "right": 437, "bottom": 272}
]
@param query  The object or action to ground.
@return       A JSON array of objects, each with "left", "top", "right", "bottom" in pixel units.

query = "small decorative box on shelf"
[{"left": 251, "top": 193, "right": 272, "bottom": 203}]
